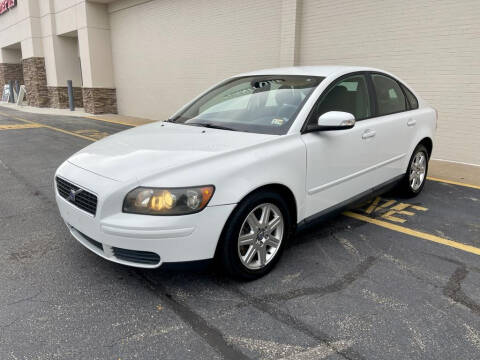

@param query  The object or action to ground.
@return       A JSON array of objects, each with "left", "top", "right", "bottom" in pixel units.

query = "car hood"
[{"left": 67, "top": 122, "right": 274, "bottom": 182}]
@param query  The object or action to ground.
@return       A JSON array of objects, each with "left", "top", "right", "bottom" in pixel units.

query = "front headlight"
[{"left": 123, "top": 186, "right": 215, "bottom": 215}]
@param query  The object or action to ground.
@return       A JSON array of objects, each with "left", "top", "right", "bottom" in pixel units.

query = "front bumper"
[{"left": 55, "top": 162, "right": 236, "bottom": 268}]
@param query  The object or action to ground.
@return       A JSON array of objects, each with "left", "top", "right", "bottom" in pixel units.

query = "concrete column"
[
  {"left": 40, "top": 0, "right": 83, "bottom": 108},
  {"left": 279, "top": 0, "right": 301, "bottom": 67},
  {"left": 20, "top": 0, "right": 49, "bottom": 107},
  {"left": 77, "top": 2, "right": 117, "bottom": 114}
]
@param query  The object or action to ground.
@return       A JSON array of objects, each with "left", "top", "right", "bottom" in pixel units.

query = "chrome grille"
[{"left": 56, "top": 177, "right": 97, "bottom": 215}]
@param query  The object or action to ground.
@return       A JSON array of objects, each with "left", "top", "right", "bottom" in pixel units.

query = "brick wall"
[
  {"left": 22, "top": 57, "right": 49, "bottom": 107},
  {"left": 82, "top": 88, "right": 117, "bottom": 114},
  {"left": 48, "top": 87, "right": 83, "bottom": 108},
  {"left": 0, "top": 63, "right": 24, "bottom": 92}
]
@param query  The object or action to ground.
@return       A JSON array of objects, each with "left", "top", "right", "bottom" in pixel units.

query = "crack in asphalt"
[
  {"left": 219, "top": 257, "right": 376, "bottom": 360},
  {"left": 223, "top": 284, "right": 366, "bottom": 360},
  {"left": 256, "top": 256, "right": 376, "bottom": 302},
  {"left": 133, "top": 269, "right": 251, "bottom": 360},
  {"left": 443, "top": 265, "right": 480, "bottom": 316}
]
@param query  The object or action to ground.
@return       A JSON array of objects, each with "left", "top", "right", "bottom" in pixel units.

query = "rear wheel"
[
  {"left": 217, "top": 191, "right": 292, "bottom": 280},
  {"left": 399, "top": 144, "right": 429, "bottom": 197}
]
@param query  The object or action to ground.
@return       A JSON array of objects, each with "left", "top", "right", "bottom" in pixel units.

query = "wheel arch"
[
  {"left": 240, "top": 183, "right": 298, "bottom": 226},
  {"left": 418, "top": 137, "right": 433, "bottom": 158},
  {"left": 213, "top": 182, "right": 298, "bottom": 259}
]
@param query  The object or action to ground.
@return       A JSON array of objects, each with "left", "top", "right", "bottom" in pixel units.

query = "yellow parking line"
[
  {"left": 0, "top": 111, "right": 96, "bottom": 142},
  {"left": 427, "top": 177, "right": 480, "bottom": 190},
  {"left": 0, "top": 124, "right": 43, "bottom": 130},
  {"left": 343, "top": 211, "right": 480, "bottom": 256},
  {"left": 83, "top": 115, "right": 137, "bottom": 127}
]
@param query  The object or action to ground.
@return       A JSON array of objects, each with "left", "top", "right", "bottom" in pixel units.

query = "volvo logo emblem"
[{"left": 67, "top": 188, "right": 83, "bottom": 202}]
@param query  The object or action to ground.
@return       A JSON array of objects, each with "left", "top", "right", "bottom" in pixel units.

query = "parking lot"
[{"left": 0, "top": 106, "right": 479, "bottom": 360}]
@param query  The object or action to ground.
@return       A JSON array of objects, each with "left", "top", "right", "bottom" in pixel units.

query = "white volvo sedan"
[{"left": 55, "top": 66, "right": 436, "bottom": 279}]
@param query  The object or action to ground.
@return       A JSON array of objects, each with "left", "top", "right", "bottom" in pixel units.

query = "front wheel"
[
  {"left": 217, "top": 191, "right": 292, "bottom": 280},
  {"left": 399, "top": 144, "right": 429, "bottom": 197}
]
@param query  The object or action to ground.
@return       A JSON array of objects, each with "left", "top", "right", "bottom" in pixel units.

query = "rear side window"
[
  {"left": 371, "top": 74, "right": 407, "bottom": 116},
  {"left": 402, "top": 85, "right": 419, "bottom": 109}
]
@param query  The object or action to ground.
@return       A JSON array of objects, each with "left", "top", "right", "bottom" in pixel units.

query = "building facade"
[{"left": 0, "top": 0, "right": 479, "bottom": 165}]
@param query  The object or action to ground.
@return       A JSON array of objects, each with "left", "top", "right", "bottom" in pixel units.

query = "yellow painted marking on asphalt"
[
  {"left": 83, "top": 115, "right": 138, "bottom": 127},
  {"left": 377, "top": 199, "right": 396, "bottom": 210},
  {"left": 0, "top": 111, "right": 97, "bottom": 141},
  {"left": 382, "top": 210, "right": 407, "bottom": 223},
  {"left": 398, "top": 210, "right": 415, "bottom": 216},
  {"left": 344, "top": 211, "right": 480, "bottom": 256},
  {"left": 410, "top": 205, "right": 428, "bottom": 211},
  {"left": 362, "top": 197, "right": 429, "bottom": 224},
  {"left": 365, "top": 197, "right": 380, "bottom": 214},
  {"left": 0, "top": 124, "right": 43, "bottom": 130},
  {"left": 391, "top": 203, "right": 410, "bottom": 211},
  {"left": 382, "top": 203, "right": 416, "bottom": 222},
  {"left": 74, "top": 129, "right": 110, "bottom": 140},
  {"left": 427, "top": 177, "right": 480, "bottom": 190}
]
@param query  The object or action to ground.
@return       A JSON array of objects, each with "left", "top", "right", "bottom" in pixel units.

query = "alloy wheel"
[
  {"left": 237, "top": 203, "right": 284, "bottom": 270},
  {"left": 410, "top": 151, "right": 427, "bottom": 191}
]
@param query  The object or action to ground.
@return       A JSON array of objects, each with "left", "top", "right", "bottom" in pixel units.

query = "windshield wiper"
[{"left": 190, "top": 122, "right": 238, "bottom": 132}]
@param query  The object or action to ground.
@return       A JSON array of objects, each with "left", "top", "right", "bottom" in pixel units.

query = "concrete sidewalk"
[
  {"left": 0, "top": 102, "right": 155, "bottom": 127},
  {"left": 429, "top": 160, "right": 480, "bottom": 187}
]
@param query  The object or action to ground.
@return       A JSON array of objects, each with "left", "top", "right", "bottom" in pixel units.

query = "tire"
[
  {"left": 216, "top": 190, "right": 292, "bottom": 280},
  {"left": 399, "top": 144, "right": 429, "bottom": 197}
]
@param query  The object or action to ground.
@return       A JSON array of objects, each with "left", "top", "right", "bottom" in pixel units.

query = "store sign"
[{"left": 0, "top": 0, "right": 16, "bottom": 16}]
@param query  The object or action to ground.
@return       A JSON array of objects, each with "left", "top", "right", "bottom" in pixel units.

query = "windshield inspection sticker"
[{"left": 271, "top": 118, "right": 284, "bottom": 126}]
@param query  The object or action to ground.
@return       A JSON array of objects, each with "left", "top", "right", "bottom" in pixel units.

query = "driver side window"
[{"left": 315, "top": 74, "right": 371, "bottom": 121}]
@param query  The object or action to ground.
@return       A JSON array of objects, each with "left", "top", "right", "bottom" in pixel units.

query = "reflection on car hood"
[{"left": 67, "top": 122, "right": 273, "bottom": 182}]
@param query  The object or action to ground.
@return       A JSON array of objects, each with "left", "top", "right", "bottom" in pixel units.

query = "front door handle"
[
  {"left": 362, "top": 129, "right": 376, "bottom": 139},
  {"left": 407, "top": 118, "right": 417, "bottom": 127}
]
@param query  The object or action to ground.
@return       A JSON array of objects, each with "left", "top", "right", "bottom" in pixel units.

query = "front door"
[{"left": 302, "top": 73, "right": 378, "bottom": 217}]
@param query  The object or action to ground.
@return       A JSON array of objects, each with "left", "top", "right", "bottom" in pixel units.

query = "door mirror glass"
[{"left": 316, "top": 111, "right": 355, "bottom": 130}]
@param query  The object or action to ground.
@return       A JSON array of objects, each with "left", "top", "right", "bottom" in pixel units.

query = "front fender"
[{"left": 140, "top": 134, "right": 308, "bottom": 223}]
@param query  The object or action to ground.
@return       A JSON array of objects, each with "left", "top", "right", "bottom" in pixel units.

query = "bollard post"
[
  {"left": 67, "top": 80, "right": 75, "bottom": 111},
  {"left": 8, "top": 80, "right": 14, "bottom": 103}
]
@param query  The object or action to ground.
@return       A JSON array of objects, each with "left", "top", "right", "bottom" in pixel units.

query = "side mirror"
[{"left": 307, "top": 111, "right": 355, "bottom": 132}]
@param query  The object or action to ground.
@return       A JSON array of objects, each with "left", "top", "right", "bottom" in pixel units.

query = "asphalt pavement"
[{"left": 0, "top": 106, "right": 479, "bottom": 360}]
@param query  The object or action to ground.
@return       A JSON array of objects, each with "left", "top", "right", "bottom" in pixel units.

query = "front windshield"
[{"left": 170, "top": 75, "right": 323, "bottom": 135}]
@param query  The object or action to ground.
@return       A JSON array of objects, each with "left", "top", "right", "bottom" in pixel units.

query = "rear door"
[{"left": 366, "top": 72, "right": 411, "bottom": 183}]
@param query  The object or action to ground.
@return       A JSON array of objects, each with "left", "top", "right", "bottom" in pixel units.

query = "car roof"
[{"left": 234, "top": 65, "right": 382, "bottom": 78}]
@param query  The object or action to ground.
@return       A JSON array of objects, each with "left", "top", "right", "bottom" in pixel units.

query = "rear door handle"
[
  {"left": 362, "top": 129, "right": 376, "bottom": 139},
  {"left": 407, "top": 118, "right": 417, "bottom": 127}
]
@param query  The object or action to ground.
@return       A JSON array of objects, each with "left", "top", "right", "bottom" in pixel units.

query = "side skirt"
[{"left": 297, "top": 174, "right": 404, "bottom": 233}]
